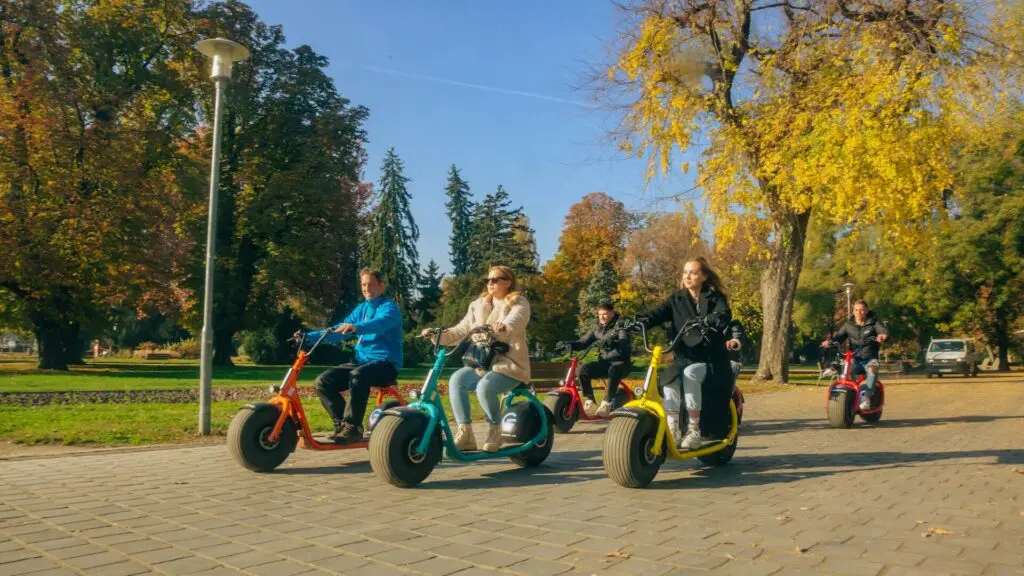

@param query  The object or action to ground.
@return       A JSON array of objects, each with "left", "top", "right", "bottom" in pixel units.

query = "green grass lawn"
[
  {"left": 0, "top": 396, "right": 476, "bottom": 446},
  {"left": 0, "top": 355, "right": 824, "bottom": 393}
]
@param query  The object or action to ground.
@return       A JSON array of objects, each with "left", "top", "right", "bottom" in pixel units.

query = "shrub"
[
  {"left": 240, "top": 329, "right": 278, "bottom": 365},
  {"left": 170, "top": 338, "right": 200, "bottom": 360},
  {"left": 137, "top": 341, "right": 159, "bottom": 351}
]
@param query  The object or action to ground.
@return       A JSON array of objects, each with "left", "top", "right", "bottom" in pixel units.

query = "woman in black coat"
[{"left": 637, "top": 257, "right": 734, "bottom": 449}]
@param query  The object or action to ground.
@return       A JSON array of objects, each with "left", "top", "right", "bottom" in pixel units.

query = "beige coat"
[{"left": 438, "top": 293, "right": 531, "bottom": 383}]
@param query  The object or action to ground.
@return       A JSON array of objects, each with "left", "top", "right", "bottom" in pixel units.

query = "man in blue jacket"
[{"left": 299, "top": 268, "right": 404, "bottom": 443}]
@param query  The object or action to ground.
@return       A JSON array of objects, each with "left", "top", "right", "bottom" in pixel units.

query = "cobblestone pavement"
[{"left": 2, "top": 379, "right": 1022, "bottom": 576}]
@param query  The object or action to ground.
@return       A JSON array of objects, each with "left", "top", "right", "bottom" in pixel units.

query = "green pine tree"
[
  {"left": 365, "top": 148, "right": 420, "bottom": 311},
  {"left": 444, "top": 165, "right": 473, "bottom": 276},
  {"left": 578, "top": 258, "right": 619, "bottom": 332},
  {"left": 414, "top": 260, "right": 444, "bottom": 326},
  {"left": 467, "top": 185, "right": 537, "bottom": 276}
]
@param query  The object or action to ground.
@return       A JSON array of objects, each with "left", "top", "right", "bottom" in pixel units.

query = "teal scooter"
[{"left": 368, "top": 326, "right": 555, "bottom": 487}]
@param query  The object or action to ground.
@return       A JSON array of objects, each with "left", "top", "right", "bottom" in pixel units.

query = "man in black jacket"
[
  {"left": 823, "top": 300, "right": 889, "bottom": 410},
  {"left": 558, "top": 302, "right": 632, "bottom": 417}
]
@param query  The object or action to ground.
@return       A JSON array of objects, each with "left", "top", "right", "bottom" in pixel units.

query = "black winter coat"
[
  {"left": 829, "top": 312, "right": 888, "bottom": 361},
  {"left": 567, "top": 313, "right": 631, "bottom": 363},
  {"left": 639, "top": 288, "right": 732, "bottom": 366}
]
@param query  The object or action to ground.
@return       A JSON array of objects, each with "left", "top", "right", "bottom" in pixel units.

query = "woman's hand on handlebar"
[{"left": 491, "top": 322, "right": 506, "bottom": 334}]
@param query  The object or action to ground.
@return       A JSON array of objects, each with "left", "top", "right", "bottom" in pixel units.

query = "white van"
[{"left": 925, "top": 339, "right": 980, "bottom": 377}]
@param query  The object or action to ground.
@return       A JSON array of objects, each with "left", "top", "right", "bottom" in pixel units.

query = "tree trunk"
[
  {"left": 213, "top": 327, "right": 235, "bottom": 367},
  {"left": 30, "top": 310, "right": 67, "bottom": 371},
  {"left": 756, "top": 210, "right": 812, "bottom": 383},
  {"left": 60, "top": 321, "right": 85, "bottom": 366},
  {"left": 995, "top": 308, "right": 1010, "bottom": 372}
]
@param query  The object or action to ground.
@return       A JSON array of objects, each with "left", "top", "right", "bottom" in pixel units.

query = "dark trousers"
[
  {"left": 315, "top": 361, "right": 398, "bottom": 430},
  {"left": 578, "top": 359, "right": 632, "bottom": 402}
]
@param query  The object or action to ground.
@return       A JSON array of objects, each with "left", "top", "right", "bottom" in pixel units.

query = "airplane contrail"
[{"left": 347, "top": 64, "right": 598, "bottom": 109}]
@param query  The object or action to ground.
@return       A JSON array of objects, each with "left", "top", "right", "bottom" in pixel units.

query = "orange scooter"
[{"left": 227, "top": 331, "right": 405, "bottom": 472}]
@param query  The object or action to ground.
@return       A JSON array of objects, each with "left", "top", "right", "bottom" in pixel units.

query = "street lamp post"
[
  {"left": 195, "top": 38, "right": 249, "bottom": 435},
  {"left": 841, "top": 282, "right": 855, "bottom": 319}
]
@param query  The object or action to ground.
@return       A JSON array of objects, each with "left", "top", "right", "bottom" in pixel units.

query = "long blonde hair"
[{"left": 479, "top": 265, "right": 521, "bottom": 301}]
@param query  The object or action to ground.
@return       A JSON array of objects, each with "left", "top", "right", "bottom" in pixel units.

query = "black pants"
[
  {"left": 578, "top": 359, "right": 632, "bottom": 402},
  {"left": 314, "top": 361, "right": 398, "bottom": 430}
]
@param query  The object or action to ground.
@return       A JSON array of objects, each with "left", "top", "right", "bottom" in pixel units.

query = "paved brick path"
[{"left": 2, "top": 378, "right": 1022, "bottom": 576}]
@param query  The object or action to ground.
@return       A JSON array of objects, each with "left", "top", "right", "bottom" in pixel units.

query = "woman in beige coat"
[{"left": 421, "top": 265, "right": 531, "bottom": 452}]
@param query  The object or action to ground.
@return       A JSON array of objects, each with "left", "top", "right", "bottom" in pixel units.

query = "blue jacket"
[{"left": 305, "top": 295, "right": 404, "bottom": 369}]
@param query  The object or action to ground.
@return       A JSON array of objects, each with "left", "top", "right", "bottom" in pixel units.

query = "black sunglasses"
[{"left": 486, "top": 276, "right": 509, "bottom": 284}]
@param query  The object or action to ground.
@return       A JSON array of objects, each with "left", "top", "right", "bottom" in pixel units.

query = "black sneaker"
[{"left": 336, "top": 422, "right": 365, "bottom": 444}]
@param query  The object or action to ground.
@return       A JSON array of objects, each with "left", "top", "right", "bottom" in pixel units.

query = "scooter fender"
[
  {"left": 609, "top": 406, "right": 659, "bottom": 420},
  {"left": 546, "top": 387, "right": 572, "bottom": 397},
  {"left": 382, "top": 405, "right": 428, "bottom": 419}
]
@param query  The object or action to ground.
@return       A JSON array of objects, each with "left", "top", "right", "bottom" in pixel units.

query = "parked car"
[{"left": 925, "top": 338, "right": 980, "bottom": 377}]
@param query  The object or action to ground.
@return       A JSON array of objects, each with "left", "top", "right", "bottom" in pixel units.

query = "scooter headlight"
[
  {"left": 410, "top": 389, "right": 420, "bottom": 400},
  {"left": 268, "top": 385, "right": 280, "bottom": 394},
  {"left": 633, "top": 386, "right": 644, "bottom": 397}
]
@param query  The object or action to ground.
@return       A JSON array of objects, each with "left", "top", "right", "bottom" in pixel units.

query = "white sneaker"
[
  {"left": 583, "top": 398, "right": 597, "bottom": 415},
  {"left": 595, "top": 400, "right": 613, "bottom": 417},
  {"left": 860, "top": 395, "right": 872, "bottom": 411},
  {"left": 680, "top": 430, "right": 702, "bottom": 450}
]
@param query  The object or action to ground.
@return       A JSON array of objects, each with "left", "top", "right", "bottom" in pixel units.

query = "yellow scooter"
[{"left": 602, "top": 320, "right": 741, "bottom": 488}]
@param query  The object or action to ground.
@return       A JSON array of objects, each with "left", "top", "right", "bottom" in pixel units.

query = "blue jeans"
[
  {"left": 448, "top": 367, "right": 522, "bottom": 425},
  {"left": 853, "top": 358, "right": 879, "bottom": 398},
  {"left": 662, "top": 362, "right": 707, "bottom": 412}
]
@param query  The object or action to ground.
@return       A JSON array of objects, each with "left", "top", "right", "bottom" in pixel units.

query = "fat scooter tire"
[
  {"left": 543, "top": 393, "right": 578, "bottom": 433},
  {"left": 827, "top": 388, "right": 855, "bottom": 429},
  {"left": 368, "top": 399, "right": 402, "bottom": 433},
  {"left": 603, "top": 412, "right": 665, "bottom": 488},
  {"left": 508, "top": 406, "right": 556, "bottom": 468},
  {"left": 369, "top": 414, "right": 442, "bottom": 487},
  {"left": 228, "top": 402, "right": 298, "bottom": 472}
]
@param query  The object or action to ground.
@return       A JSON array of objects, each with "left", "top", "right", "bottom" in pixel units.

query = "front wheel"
[
  {"left": 827, "top": 388, "right": 855, "bottom": 429},
  {"left": 602, "top": 412, "right": 665, "bottom": 488},
  {"left": 227, "top": 403, "right": 298, "bottom": 472},
  {"left": 508, "top": 406, "right": 555, "bottom": 468},
  {"left": 543, "top": 393, "right": 578, "bottom": 433},
  {"left": 368, "top": 414, "right": 442, "bottom": 487}
]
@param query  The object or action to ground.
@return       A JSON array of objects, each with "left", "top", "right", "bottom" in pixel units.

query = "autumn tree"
[
  {"left": 609, "top": 0, "right": 1022, "bottom": 381},
  {"left": 533, "top": 192, "right": 635, "bottom": 348},
  {"left": 0, "top": 0, "right": 198, "bottom": 369},
  {"left": 621, "top": 207, "right": 708, "bottom": 309}
]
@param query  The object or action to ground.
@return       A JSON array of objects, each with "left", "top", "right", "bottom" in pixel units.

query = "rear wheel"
[
  {"left": 508, "top": 405, "right": 556, "bottom": 468},
  {"left": 368, "top": 414, "right": 442, "bottom": 487},
  {"left": 827, "top": 389, "right": 855, "bottom": 429},
  {"left": 543, "top": 393, "right": 578, "bottom": 433},
  {"left": 603, "top": 412, "right": 665, "bottom": 488},
  {"left": 227, "top": 403, "right": 298, "bottom": 472}
]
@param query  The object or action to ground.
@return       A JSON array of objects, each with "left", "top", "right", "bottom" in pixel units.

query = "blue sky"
[{"left": 247, "top": 0, "right": 698, "bottom": 273}]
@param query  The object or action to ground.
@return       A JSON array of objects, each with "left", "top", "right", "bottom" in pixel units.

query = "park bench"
[
  {"left": 529, "top": 361, "right": 569, "bottom": 391},
  {"left": 145, "top": 352, "right": 173, "bottom": 360}
]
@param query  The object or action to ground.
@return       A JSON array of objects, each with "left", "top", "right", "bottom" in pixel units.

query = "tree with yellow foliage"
[{"left": 608, "top": 0, "right": 1022, "bottom": 381}]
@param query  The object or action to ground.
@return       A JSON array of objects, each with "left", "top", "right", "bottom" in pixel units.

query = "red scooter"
[
  {"left": 543, "top": 342, "right": 635, "bottom": 433},
  {"left": 823, "top": 338, "right": 884, "bottom": 428}
]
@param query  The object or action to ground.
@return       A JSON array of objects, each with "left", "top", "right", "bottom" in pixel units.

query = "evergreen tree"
[
  {"left": 578, "top": 258, "right": 619, "bottom": 331},
  {"left": 510, "top": 214, "right": 540, "bottom": 275},
  {"left": 444, "top": 165, "right": 473, "bottom": 275},
  {"left": 414, "top": 260, "right": 444, "bottom": 326},
  {"left": 467, "top": 185, "right": 536, "bottom": 275},
  {"left": 365, "top": 148, "right": 420, "bottom": 311}
]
